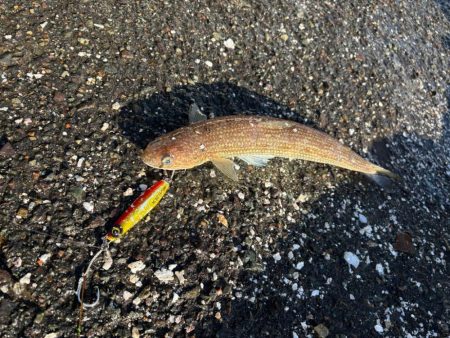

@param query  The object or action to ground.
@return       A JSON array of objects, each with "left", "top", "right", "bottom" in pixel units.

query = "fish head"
[{"left": 142, "top": 133, "right": 204, "bottom": 170}]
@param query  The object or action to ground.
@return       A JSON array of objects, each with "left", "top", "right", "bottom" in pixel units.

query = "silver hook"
[{"left": 76, "top": 239, "right": 110, "bottom": 308}]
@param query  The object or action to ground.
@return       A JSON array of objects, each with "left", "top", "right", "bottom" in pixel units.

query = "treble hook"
[{"left": 76, "top": 239, "right": 109, "bottom": 307}]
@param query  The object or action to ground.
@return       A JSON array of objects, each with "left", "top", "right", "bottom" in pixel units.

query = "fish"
[{"left": 142, "top": 105, "right": 399, "bottom": 186}]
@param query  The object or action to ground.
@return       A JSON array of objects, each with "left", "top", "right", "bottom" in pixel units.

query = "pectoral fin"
[
  {"left": 189, "top": 103, "right": 207, "bottom": 123},
  {"left": 211, "top": 158, "right": 239, "bottom": 181}
]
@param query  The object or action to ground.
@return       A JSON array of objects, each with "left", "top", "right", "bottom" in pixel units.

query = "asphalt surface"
[{"left": 1, "top": 1, "right": 449, "bottom": 337}]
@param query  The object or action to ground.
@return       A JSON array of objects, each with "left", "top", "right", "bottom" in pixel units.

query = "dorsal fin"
[{"left": 189, "top": 103, "right": 207, "bottom": 124}]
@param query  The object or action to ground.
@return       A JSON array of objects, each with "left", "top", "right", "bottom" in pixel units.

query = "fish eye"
[{"left": 161, "top": 155, "right": 173, "bottom": 166}]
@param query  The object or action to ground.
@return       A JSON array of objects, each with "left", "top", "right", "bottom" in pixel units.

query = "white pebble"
[
  {"left": 205, "top": 60, "right": 213, "bottom": 68},
  {"left": 295, "top": 262, "right": 304, "bottom": 270},
  {"left": 311, "top": 290, "right": 320, "bottom": 297},
  {"left": 154, "top": 268, "right": 174, "bottom": 282},
  {"left": 44, "top": 333, "right": 59, "bottom": 338},
  {"left": 77, "top": 157, "right": 85, "bottom": 168},
  {"left": 102, "top": 250, "right": 113, "bottom": 270},
  {"left": 123, "top": 187, "right": 133, "bottom": 196},
  {"left": 132, "top": 297, "right": 141, "bottom": 305},
  {"left": 288, "top": 251, "right": 294, "bottom": 260},
  {"left": 273, "top": 253, "right": 282, "bottom": 262},
  {"left": 19, "top": 273, "right": 31, "bottom": 285},
  {"left": 128, "top": 260, "right": 146, "bottom": 273},
  {"left": 129, "top": 274, "right": 139, "bottom": 284},
  {"left": 210, "top": 169, "right": 216, "bottom": 178},
  {"left": 112, "top": 102, "right": 121, "bottom": 110},
  {"left": 123, "top": 290, "right": 133, "bottom": 301},
  {"left": 358, "top": 213, "right": 368, "bottom": 223},
  {"left": 83, "top": 202, "right": 94, "bottom": 213},
  {"left": 101, "top": 122, "right": 109, "bottom": 131},
  {"left": 374, "top": 323, "right": 384, "bottom": 333},
  {"left": 139, "top": 184, "right": 148, "bottom": 191},
  {"left": 172, "top": 292, "right": 180, "bottom": 303},
  {"left": 237, "top": 192, "right": 245, "bottom": 200},
  {"left": 175, "top": 270, "right": 186, "bottom": 284},
  {"left": 375, "top": 263, "right": 384, "bottom": 277},
  {"left": 344, "top": 251, "right": 360, "bottom": 268},
  {"left": 38, "top": 253, "right": 51, "bottom": 265},
  {"left": 224, "top": 38, "right": 235, "bottom": 49}
]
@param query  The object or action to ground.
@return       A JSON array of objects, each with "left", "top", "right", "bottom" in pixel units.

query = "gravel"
[{"left": 1, "top": 0, "right": 449, "bottom": 337}]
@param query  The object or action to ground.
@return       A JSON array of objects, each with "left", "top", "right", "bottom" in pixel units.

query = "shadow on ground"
[{"left": 118, "top": 83, "right": 449, "bottom": 336}]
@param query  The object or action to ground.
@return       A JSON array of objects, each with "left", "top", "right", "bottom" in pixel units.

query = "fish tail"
[{"left": 365, "top": 167, "right": 400, "bottom": 188}]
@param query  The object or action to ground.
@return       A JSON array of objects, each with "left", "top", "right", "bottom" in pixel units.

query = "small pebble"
[
  {"left": 131, "top": 327, "right": 140, "bottom": 338},
  {"left": 358, "top": 213, "right": 368, "bottom": 223},
  {"left": 37, "top": 253, "right": 51, "bottom": 266},
  {"left": 311, "top": 290, "right": 320, "bottom": 297},
  {"left": 102, "top": 250, "right": 113, "bottom": 270},
  {"left": 374, "top": 323, "right": 384, "bottom": 333},
  {"left": 129, "top": 274, "right": 139, "bottom": 284},
  {"left": 16, "top": 207, "right": 28, "bottom": 219},
  {"left": 273, "top": 253, "right": 282, "bottom": 262},
  {"left": 217, "top": 214, "right": 228, "bottom": 227},
  {"left": 128, "top": 260, "right": 146, "bottom": 273},
  {"left": 314, "top": 324, "right": 329, "bottom": 338},
  {"left": 295, "top": 262, "right": 304, "bottom": 270},
  {"left": 123, "top": 290, "right": 133, "bottom": 301},
  {"left": 77, "top": 157, "right": 85, "bottom": 168},
  {"left": 101, "top": 122, "right": 109, "bottom": 131},
  {"left": 83, "top": 202, "right": 94, "bottom": 213},
  {"left": 172, "top": 292, "right": 180, "bottom": 303},
  {"left": 175, "top": 270, "right": 186, "bottom": 284},
  {"left": 154, "top": 268, "right": 174, "bottom": 282},
  {"left": 123, "top": 187, "right": 133, "bottom": 196},
  {"left": 280, "top": 34, "right": 289, "bottom": 41},
  {"left": 44, "top": 333, "right": 59, "bottom": 338},
  {"left": 19, "top": 273, "right": 31, "bottom": 285},
  {"left": 112, "top": 102, "right": 121, "bottom": 110},
  {"left": 132, "top": 297, "right": 141, "bottom": 306},
  {"left": 375, "top": 263, "right": 384, "bottom": 277},
  {"left": 224, "top": 38, "right": 235, "bottom": 49},
  {"left": 344, "top": 251, "right": 360, "bottom": 269}
]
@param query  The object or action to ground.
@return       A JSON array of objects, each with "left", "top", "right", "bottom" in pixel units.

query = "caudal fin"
[{"left": 365, "top": 168, "right": 400, "bottom": 189}]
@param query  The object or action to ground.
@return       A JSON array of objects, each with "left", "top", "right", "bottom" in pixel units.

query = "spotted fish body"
[{"left": 142, "top": 114, "right": 397, "bottom": 184}]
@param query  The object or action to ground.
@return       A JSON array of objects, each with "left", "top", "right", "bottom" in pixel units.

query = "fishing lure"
[
  {"left": 77, "top": 179, "right": 170, "bottom": 316},
  {"left": 106, "top": 179, "right": 170, "bottom": 241}
]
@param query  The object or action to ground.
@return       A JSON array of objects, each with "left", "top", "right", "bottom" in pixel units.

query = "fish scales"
[{"left": 142, "top": 115, "right": 397, "bottom": 183}]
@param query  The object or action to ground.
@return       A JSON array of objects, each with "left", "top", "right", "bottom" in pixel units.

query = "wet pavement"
[{"left": 0, "top": 1, "right": 449, "bottom": 337}]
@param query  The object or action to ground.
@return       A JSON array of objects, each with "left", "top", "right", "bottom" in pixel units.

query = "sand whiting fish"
[{"left": 142, "top": 105, "right": 398, "bottom": 186}]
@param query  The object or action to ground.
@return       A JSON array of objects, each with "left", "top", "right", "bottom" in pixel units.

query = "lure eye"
[
  {"left": 161, "top": 155, "right": 173, "bottom": 166},
  {"left": 111, "top": 226, "right": 121, "bottom": 238}
]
